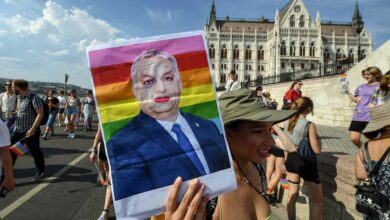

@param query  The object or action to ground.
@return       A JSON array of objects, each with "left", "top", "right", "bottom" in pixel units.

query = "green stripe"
[{"left": 102, "top": 100, "right": 219, "bottom": 141}]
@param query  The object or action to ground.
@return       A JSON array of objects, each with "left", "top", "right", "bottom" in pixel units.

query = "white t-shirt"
[
  {"left": 57, "top": 95, "right": 66, "bottom": 109},
  {"left": 0, "top": 120, "right": 11, "bottom": 177}
]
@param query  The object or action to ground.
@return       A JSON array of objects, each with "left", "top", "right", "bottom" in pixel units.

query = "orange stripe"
[
  {"left": 95, "top": 67, "right": 212, "bottom": 105},
  {"left": 91, "top": 50, "right": 209, "bottom": 87}
]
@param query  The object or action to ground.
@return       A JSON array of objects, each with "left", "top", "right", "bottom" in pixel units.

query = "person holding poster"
[{"left": 107, "top": 49, "right": 230, "bottom": 200}]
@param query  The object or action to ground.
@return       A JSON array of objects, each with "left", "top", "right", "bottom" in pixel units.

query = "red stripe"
[{"left": 91, "top": 50, "right": 209, "bottom": 87}]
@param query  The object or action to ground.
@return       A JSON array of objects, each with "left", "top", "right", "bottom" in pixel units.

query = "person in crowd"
[
  {"left": 41, "top": 91, "right": 59, "bottom": 140},
  {"left": 263, "top": 90, "right": 278, "bottom": 110},
  {"left": 65, "top": 89, "right": 81, "bottom": 139},
  {"left": 355, "top": 101, "right": 390, "bottom": 219},
  {"left": 41, "top": 89, "right": 49, "bottom": 104},
  {"left": 369, "top": 70, "right": 390, "bottom": 107},
  {"left": 255, "top": 86, "right": 269, "bottom": 107},
  {"left": 283, "top": 80, "right": 303, "bottom": 105},
  {"left": 276, "top": 97, "right": 323, "bottom": 220},
  {"left": 82, "top": 90, "right": 95, "bottom": 131},
  {"left": 209, "top": 89, "right": 296, "bottom": 219},
  {"left": 11, "top": 79, "right": 46, "bottom": 181},
  {"left": 90, "top": 126, "right": 113, "bottom": 220},
  {"left": 225, "top": 70, "right": 241, "bottom": 92},
  {"left": 56, "top": 90, "right": 66, "bottom": 127},
  {"left": 0, "top": 119, "right": 15, "bottom": 196},
  {"left": 0, "top": 80, "right": 17, "bottom": 128},
  {"left": 107, "top": 49, "right": 229, "bottom": 200},
  {"left": 346, "top": 66, "right": 382, "bottom": 147}
]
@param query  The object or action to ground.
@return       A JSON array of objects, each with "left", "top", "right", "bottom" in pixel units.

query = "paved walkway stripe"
[{"left": 0, "top": 152, "right": 89, "bottom": 219}]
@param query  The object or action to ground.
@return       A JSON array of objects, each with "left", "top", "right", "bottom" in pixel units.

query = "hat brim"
[
  {"left": 363, "top": 119, "right": 390, "bottom": 133},
  {"left": 224, "top": 109, "right": 296, "bottom": 125}
]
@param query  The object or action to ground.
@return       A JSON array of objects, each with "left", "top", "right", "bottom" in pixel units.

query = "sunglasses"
[{"left": 6, "top": 84, "right": 11, "bottom": 86}]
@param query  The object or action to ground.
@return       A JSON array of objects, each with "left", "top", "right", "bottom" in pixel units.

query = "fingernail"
[{"left": 175, "top": 176, "right": 182, "bottom": 183}]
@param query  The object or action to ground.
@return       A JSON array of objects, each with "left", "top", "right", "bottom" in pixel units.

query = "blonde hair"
[{"left": 288, "top": 97, "right": 313, "bottom": 133}]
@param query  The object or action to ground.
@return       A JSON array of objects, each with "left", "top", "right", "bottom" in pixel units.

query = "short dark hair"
[
  {"left": 229, "top": 70, "right": 236, "bottom": 75},
  {"left": 256, "top": 86, "right": 263, "bottom": 92},
  {"left": 13, "top": 79, "right": 29, "bottom": 90}
]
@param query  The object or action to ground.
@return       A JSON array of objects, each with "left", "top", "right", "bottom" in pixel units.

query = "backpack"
[{"left": 28, "top": 94, "right": 49, "bottom": 125}]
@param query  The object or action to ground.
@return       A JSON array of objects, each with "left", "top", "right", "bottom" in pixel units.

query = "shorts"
[
  {"left": 285, "top": 152, "right": 320, "bottom": 183},
  {"left": 67, "top": 107, "right": 79, "bottom": 115},
  {"left": 269, "top": 146, "right": 285, "bottom": 158},
  {"left": 59, "top": 108, "right": 65, "bottom": 114},
  {"left": 98, "top": 138, "right": 107, "bottom": 161},
  {"left": 348, "top": 121, "right": 369, "bottom": 132}
]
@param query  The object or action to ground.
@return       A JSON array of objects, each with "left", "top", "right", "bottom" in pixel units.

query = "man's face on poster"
[{"left": 133, "top": 56, "right": 182, "bottom": 121}]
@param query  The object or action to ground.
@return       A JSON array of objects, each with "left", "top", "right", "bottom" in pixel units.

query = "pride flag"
[
  {"left": 9, "top": 141, "right": 29, "bottom": 156},
  {"left": 87, "top": 32, "right": 220, "bottom": 142},
  {"left": 340, "top": 73, "right": 348, "bottom": 82},
  {"left": 279, "top": 178, "right": 289, "bottom": 190}
]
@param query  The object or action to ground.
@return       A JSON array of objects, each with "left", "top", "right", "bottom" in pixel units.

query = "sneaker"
[
  {"left": 67, "top": 133, "right": 72, "bottom": 138},
  {"left": 32, "top": 172, "right": 45, "bottom": 181},
  {"left": 97, "top": 210, "right": 108, "bottom": 220},
  {"left": 70, "top": 133, "right": 76, "bottom": 139},
  {"left": 41, "top": 134, "right": 48, "bottom": 140}
]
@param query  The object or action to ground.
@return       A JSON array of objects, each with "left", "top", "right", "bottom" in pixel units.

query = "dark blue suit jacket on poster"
[{"left": 107, "top": 111, "right": 230, "bottom": 200}]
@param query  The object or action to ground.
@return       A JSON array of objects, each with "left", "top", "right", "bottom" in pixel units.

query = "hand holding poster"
[{"left": 87, "top": 31, "right": 236, "bottom": 219}]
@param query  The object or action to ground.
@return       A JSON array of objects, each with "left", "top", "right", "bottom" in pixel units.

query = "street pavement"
[{"left": 0, "top": 121, "right": 357, "bottom": 220}]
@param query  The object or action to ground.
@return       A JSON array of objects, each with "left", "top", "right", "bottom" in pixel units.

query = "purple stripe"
[
  {"left": 15, "top": 142, "right": 29, "bottom": 153},
  {"left": 88, "top": 35, "right": 204, "bottom": 68}
]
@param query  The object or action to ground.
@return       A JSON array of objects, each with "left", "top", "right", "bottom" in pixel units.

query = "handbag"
[
  {"left": 297, "top": 122, "right": 317, "bottom": 162},
  {"left": 355, "top": 144, "right": 390, "bottom": 219}
]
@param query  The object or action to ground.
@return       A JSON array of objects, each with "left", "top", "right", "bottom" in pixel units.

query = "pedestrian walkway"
[{"left": 317, "top": 125, "right": 358, "bottom": 155}]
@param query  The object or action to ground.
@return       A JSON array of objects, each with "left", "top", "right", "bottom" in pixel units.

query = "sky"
[{"left": 0, "top": 0, "right": 389, "bottom": 88}]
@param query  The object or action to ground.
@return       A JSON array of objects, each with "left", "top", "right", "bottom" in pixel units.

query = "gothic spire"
[
  {"left": 352, "top": 0, "right": 362, "bottom": 21},
  {"left": 209, "top": 0, "right": 216, "bottom": 26}
]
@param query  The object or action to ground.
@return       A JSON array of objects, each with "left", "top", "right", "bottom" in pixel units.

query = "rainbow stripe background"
[{"left": 88, "top": 33, "right": 220, "bottom": 141}]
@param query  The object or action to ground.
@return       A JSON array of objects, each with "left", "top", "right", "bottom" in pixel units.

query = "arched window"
[
  {"left": 336, "top": 48, "right": 342, "bottom": 60},
  {"left": 361, "top": 49, "right": 366, "bottom": 59},
  {"left": 324, "top": 48, "right": 330, "bottom": 63},
  {"left": 348, "top": 49, "right": 354, "bottom": 61},
  {"left": 220, "top": 74, "right": 226, "bottom": 83},
  {"left": 299, "top": 15, "right": 305, "bottom": 28},
  {"left": 290, "top": 41, "right": 296, "bottom": 56},
  {"left": 280, "top": 41, "right": 286, "bottom": 55},
  {"left": 220, "top": 44, "right": 227, "bottom": 59},
  {"left": 257, "top": 45, "right": 264, "bottom": 60},
  {"left": 290, "top": 15, "right": 295, "bottom": 27},
  {"left": 299, "top": 41, "right": 305, "bottom": 56},
  {"left": 209, "top": 44, "right": 215, "bottom": 58},
  {"left": 245, "top": 45, "right": 252, "bottom": 60},
  {"left": 233, "top": 45, "right": 240, "bottom": 59},
  {"left": 309, "top": 42, "right": 315, "bottom": 57}
]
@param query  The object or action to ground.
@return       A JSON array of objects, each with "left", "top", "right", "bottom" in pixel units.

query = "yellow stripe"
[{"left": 99, "top": 84, "right": 215, "bottom": 124}]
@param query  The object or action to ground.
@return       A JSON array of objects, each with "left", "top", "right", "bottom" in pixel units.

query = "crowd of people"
[{"left": 1, "top": 66, "right": 389, "bottom": 220}]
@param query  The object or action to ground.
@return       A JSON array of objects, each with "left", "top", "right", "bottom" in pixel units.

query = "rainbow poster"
[{"left": 87, "top": 31, "right": 235, "bottom": 219}]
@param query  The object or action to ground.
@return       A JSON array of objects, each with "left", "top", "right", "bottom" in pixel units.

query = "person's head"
[
  {"left": 12, "top": 79, "right": 29, "bottom": 95},
  {"left": 69, "top": 89, "right": 77, "bottom": 97},
  {"left": 48, "top": 90, "right": 55, "bottom": 97},
  {"left": 131, "top": 49, "right": 182, "bottom": 121},
  {"left": 290, "top": 80, "right": 303, "bottom": 90},
  {"left": 263, "top": 90, "right": 270, "bottom": 98},
  {"left": 287, "top": 97, "right": 314, "bottom": 133},
  {"left": 86, "top": 90, "right": 93, "bottom": 97},
  {"left": 219, "top": 89, "right": 296, "bottom": 164},
  {"left": 59, "top": 90, "right": 64, "bottom": 96},
  {"left": 5, "top": 80, "right": 13, "bottom": 93},
  {"left": 363, "top": 101, "right": 390, "bottom": 139},
  {"left": 362, "top": 66, "right": 382, "bottom": 83},
  {"left": 229, "top": 70, "right": 237, "bottom": 81},
  {"left": 255, "top": 86, "right": 263, "bottom": 97}
]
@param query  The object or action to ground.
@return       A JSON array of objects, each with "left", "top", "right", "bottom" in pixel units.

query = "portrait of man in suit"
[{"left": 107, "top": 49, "right": 230, "bottom": 200}]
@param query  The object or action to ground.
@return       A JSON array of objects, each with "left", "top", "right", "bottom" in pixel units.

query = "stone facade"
[{"left": 205, "top": 0, "right": 373, "bottom": 87}]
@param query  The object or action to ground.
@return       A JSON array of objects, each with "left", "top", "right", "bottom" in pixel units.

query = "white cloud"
[
  {"left": 145, "top": 7, "right": 182, "bottom": 23},
  {"left": 45, "top": 49, "right": 69, "bottom": 56},
  {"left": 0, "top": 56, "right": 21, "bottom": 62}
]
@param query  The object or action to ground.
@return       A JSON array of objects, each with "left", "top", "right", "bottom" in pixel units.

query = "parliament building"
[{"left": 204, "top": 0, "right": 372, "bottom": 86}]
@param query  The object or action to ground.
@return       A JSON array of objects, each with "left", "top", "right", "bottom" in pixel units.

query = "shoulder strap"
[
  {"left": 367, "top": 146, "right": 390, "bottom": 178},
  {"left": 363, "top": 142, "right": 373, "bottom": 171},
  {"left": 228, "top": 80, "right": 237, "bottom": 91},
  {"left": 303, "top": 121, "right": 311, "bottom": 138}
]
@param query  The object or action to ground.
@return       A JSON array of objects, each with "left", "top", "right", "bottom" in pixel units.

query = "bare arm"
[
  {"left": 0, "top": 147, "right": 15, "bottom": 192},
  {"left": 26, "top": 107, "right": 43, "bottom": 138},
  {"left": 272, "top": 125, "right": 296, "bottom": 152},
  {"left": 90, "top": 126, "right": 102, "bottom": 162},
  {"left": 308, "top": 123, "right": 321, "bottom": 154},
  {"left": 346, "top": 90, "right": 360, "bottom": 103},
  {"left": 355, "top": 148, "right": 368, "bottom": 180}
]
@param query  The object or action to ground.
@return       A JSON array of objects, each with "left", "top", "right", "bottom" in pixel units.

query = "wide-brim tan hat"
[
  {"left": 363, "top": 101, "right": 390, "bottom": 133},
  {"left": 219, "top": 89, "right": 297, "bottom": 125}
]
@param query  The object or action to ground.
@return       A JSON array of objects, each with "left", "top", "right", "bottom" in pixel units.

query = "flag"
[
  {"left": 279, "top": 178, "right": 289, "bottom": 190},
  {"left": 65, "top": 73, "right": 69, "bottom": 83},
  {"left": 9, "top": 141, "right": 29, "bottom": 156},
  {"left": 340, "top": 73, "right": 348, "bottom": 82}
]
